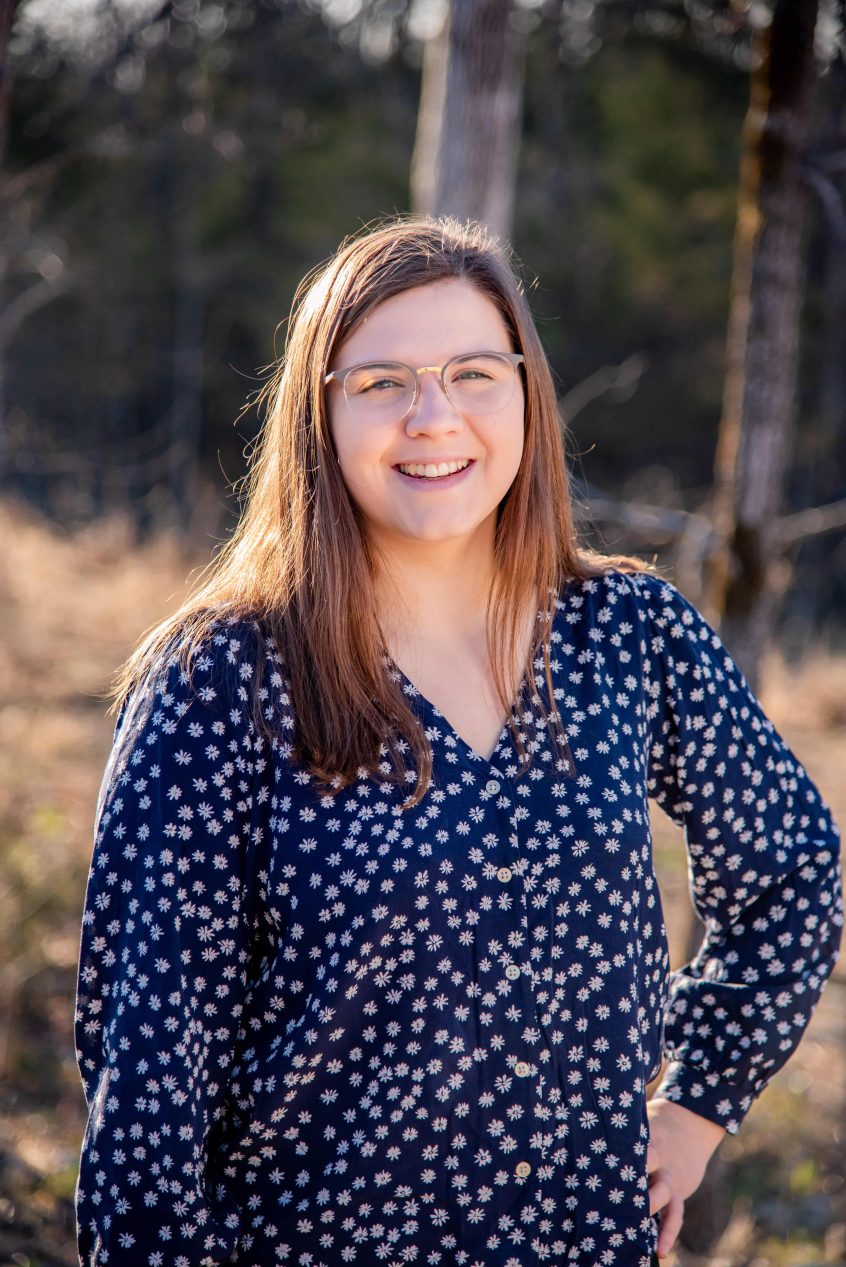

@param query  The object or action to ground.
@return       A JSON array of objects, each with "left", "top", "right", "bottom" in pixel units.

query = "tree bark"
[
  {"left": 169, "top": 158, "right": 204, "bottom": 530},
  {"left": 410, "top": 0, "right": 524, "bottom": 241},
  {"left": 680, "top": 8, "right": 822, "bottom": 1251},
  {"left": 0, "top": 0, "right": 16, "bottom": 172},
  {"left": 704, "top": 0, "right": 822, "bottom": 690},
  {"left": 0, "top": 0, "right": 22, "bottom": 482},
  {"left": 806, "top": 53, "right": 846, "bottom": 637}
]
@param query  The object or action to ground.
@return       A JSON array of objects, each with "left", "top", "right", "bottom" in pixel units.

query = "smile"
[{"left": 395, "top": 459, "right": 473, "bottom": 480}]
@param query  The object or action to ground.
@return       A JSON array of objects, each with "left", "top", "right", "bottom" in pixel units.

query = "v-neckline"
[
  {"left": 380, "top": 598, "right": 549, "bottom": 768},
  {"left": 386, "top": 658, "right": 524, "bottom": 767}
]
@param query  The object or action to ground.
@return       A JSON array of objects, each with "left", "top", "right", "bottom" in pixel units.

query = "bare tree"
[
  {"left": 0, "top": 0, "right": 23, "bottom": 478},
  {"left": 704, "top": 0, "right": 823, "bottom": 690},
  {"left": 0, "top": 0, "right": 17, "bottom": 170},
  {"left": 410, "top": 0, "right": 525, "bottom": 239}
]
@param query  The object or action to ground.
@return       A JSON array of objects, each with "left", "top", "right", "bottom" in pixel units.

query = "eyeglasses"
[{"left": 323, "top": 351, "right": 525, "bottom": 425}]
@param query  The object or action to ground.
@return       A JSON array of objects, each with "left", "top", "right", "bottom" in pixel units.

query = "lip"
[
  {"left": 392, "top": 458, "right": 475, "bottom": 467},
  {"left": 392, "top": 458, "right": 476, "bottom": 486}
]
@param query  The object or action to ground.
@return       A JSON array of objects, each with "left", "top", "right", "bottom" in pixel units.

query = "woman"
[{"left": 75, "top": 214, "right": 843, "bottom": 1267}]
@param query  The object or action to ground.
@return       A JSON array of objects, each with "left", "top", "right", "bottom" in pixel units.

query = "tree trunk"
[
  {"left": 704, "top": 0, "right": 821, "bottom": 690},
  {"left": 679, "top": 6, "right": 822, "bottom": 1252},
  {"left": 0, "top": 0, "right": 22, "bottom": 482},
  {"left": 807, "top": 54, "right": 846, "bottom": 638},
  {"left": 410, "top": 0, "right": 524, "bottom": 241},
  {"left": 169, "top": 154, "right": 204, "bottom": 531},
  {"left": 0, "top": 0, "right": 16, "bottom": 169}
]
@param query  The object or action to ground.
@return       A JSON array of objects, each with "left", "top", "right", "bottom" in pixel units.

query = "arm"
[
  {"left": 75, "top": 623, "right": 272, "bottom": 1266},
  {"left": 630, "top": 573, "right": 843, "bottom": 1255}
]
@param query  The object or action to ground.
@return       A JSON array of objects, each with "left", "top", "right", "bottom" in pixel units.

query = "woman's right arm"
[{"left": 75, "top": 624, "right": 271, "bottom": 1266}]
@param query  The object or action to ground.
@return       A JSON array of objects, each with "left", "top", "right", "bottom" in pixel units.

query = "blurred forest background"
[{"left": 1, "top": 0, "right": 846, "bottom": 1264}]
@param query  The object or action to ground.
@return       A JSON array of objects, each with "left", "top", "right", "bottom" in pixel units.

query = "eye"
[
  {"left": 447, "top": 355, "right": 510, "bottom": 387},
  {"left": 358, "top": 376, "right": 403, "bottom": 394},
  {"left": 345, "top": 365, "right": 410, "bottom": 397}
]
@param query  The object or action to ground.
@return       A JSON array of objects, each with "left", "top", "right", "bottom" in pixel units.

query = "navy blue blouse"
[{"left": 75, "top": 569, "right": 843, "bottom": 1267}]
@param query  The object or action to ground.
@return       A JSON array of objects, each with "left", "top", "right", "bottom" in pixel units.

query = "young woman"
[{"left": 75, "top": 215, "right": 843, "bottom": 1267}]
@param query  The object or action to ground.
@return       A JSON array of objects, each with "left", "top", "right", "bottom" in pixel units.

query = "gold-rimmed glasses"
[{"left": 323, "top": 351, "right": 525, "bottom": 425}]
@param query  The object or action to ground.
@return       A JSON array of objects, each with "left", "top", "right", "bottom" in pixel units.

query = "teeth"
[{"left": 397, "top": 459, "right": 471, "bottom": 479}]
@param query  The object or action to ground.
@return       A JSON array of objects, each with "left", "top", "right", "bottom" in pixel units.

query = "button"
[
  {"left": 505, "top": 964, "right": 521, "bottom": 980},
  {"left": 496, "top": 866, "right": 513, "bottom": 883},
  {"left": 485, "top": 779, "right": 501, "bottom": 795},
  {"left": 514, "top": 1060, "right": 531, "bottom": 1077},
  {"left": 515, "top": 1160, "right": 532, "bottom": 1178}
]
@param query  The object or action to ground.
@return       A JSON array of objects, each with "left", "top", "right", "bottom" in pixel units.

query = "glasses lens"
[
  {"left": 445, "top": 354, "right": 519, "bottom": 415},
  {"left": 342, "top": 363, "right": 415, "bottom": 420}
]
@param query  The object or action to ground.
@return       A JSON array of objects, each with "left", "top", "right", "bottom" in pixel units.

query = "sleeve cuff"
[{"left": 650, "top": 1059, "right": 758, "bottom": 1137}]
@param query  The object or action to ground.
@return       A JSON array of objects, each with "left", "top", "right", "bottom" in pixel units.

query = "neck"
[{"left": 370, "top": 522, "right": 496, "bottom": 649}]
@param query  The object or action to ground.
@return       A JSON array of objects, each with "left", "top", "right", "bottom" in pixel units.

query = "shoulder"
[
  {"left": 552, "top": 566, "right": 679, "bottom": 619},
  {"left": 551, "top": 568, "right": 724, "bottom": 656},
  {"left": 116, "top": 614, "right": 290, "bottom": 750},
  {"left": 562, "top": 567, "right": 709, "bottom": 623},
  {"left": 130, "top": 615, "right": 259, "bottom": 704},
  {"left": 101, "top": 616, "right": 292, "bottom": 812}
]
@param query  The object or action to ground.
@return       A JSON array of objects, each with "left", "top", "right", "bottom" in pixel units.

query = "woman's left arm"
[
  {"left": 75, "top": 624, "right": 275, "bottom": 1266},
  {"left": 630, "top": 572, "right": 844, "bottom": 1255}
]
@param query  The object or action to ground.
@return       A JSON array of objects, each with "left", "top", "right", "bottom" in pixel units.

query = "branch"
[
  {"left": 558, "top": 353, "right": 649, "bottom": 426},
  {"left": 803, "top": 164, "right": 846, "bottom": 240},
  {"left": 816, "top": 147, "right": 846, "bottom": 173},
  {"left": 571, "top": 480, "right": 846, "bottom": 551},
  {"left": 571, "top": 477, "right": 713, "bottom": 543},
  {"left": 0, "top": 272, "right": 71, "bottom": 344},
  {"left": 776, "top": 497, "right": 846, "bottom": 544},
  {"left": 1, "top": 151, "right": 74, "bottom": 204}
]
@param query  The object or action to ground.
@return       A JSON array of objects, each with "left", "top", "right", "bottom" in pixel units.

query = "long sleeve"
[
  {"left": 74, "top": 622, "right": 272, "bottom": 1265},
  {"left": 632, "top": 572, "right": 843, "bottom": 1135}
]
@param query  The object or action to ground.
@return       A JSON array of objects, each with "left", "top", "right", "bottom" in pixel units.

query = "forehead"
[{"left": 331, "top": 277, "right": 512, "bottom": 368}]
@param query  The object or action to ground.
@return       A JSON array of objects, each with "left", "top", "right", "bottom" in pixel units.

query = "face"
[{"left": 325, "top": 276, "right": 525, "bottom": 556}]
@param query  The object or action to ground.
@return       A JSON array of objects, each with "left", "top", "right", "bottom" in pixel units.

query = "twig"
[
  {"left": 559, "top": 353, "right": 649, "bottom": 425},
  {"left": 0, "top": 273, "right": 72, "bottom": 344},
  {"left": 776, "top": 496, "right": 846, "bottom": 544}
]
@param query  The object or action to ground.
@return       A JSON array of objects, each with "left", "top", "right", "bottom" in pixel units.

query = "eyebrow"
[{"left": 332, "top": 349, "right": 514, "bottom": 371}]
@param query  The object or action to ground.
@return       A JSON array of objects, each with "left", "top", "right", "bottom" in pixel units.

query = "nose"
[{"left": 404, "top": 371, "right": 462, "bottom": 434}]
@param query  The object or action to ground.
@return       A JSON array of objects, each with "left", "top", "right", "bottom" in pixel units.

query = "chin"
[{"left": 398, "top": 516, "right": 487, "bottom": 543}]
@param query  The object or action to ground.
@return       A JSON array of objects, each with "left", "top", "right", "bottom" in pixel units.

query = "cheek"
[
  {"left": 329, "top": 412, "right": 383, "bottom": 471},
  {"left": 329, "top": 427, "right": 389, "bottom": 514},
  {"left": 326, "top": 408, "right": 347, "bottom": 461},
  {"left": 491, "top": 415, "right": 525, "bottom": 475},
  {"left": 328, "top": 426, "right": 364, "bottom": 491}
]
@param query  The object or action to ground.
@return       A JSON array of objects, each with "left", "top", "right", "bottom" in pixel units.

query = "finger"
[
  {"left": 648, "top": 1171, "right": 672, "bottom": 1216},
  {"left": 656, "top": 1190, "right": 685, "bottom": 1259},
  {"left": 646, "top": 1141, "right": 660, "bottom": 1172}
]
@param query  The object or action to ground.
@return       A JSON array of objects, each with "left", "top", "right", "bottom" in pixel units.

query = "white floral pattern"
[{"left": 75, "top": 570, "right": 843, "bottom": 1267}]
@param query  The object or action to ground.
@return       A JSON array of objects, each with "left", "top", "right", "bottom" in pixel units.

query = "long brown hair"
[{"left": 110, "top": 213, "right": 650, "bottom": 806}]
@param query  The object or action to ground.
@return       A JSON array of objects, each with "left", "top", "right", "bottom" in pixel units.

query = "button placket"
[
  {"left": 486, "top": 775, "right": 552, "bottom": 1180},
  {"left": 476, "top": 766, "right": 543, "bottom": 1189},
  {"left": 480, "top": 764, "right": 557, "bottom": 1187},
  {"left": 492, "top": 772, "right": 564, "bottom": 1181}
]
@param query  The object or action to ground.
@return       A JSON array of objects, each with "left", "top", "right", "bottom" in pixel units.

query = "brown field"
[{"left": 0, "top": 495, "right": 844, "bottom": 1267}]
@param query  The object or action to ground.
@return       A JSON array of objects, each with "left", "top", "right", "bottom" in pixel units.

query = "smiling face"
[{"left": 325, "top": 276, "right": 525, "bottom": 558}]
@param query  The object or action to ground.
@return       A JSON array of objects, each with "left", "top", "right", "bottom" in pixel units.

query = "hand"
[{"left": 646, "top": 1093, "right": 726, "bottom": 1259}]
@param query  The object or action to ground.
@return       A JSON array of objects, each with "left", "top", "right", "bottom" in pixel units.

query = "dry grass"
[
  {"left": 0, "top": 496, "right": 204, "bottom": 1266},
  {"left": 0, "top": 494, "right": 844, "bottom": 1267}
]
